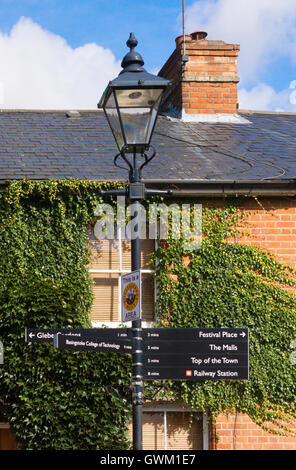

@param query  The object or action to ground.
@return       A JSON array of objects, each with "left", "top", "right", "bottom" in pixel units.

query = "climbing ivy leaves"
[
  {"left": 151, "top": 203, "right": 296, "bottom": 435},
  {"left": 0, "top": 180, "right": 131, "bottom": 450}
]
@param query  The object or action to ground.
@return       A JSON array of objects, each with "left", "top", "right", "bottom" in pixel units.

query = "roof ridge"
[
  {"left": 0, "top": 109, "right": 103, "bottom": 113},
  {"left": 0, "top": 108, "right": 295, "bottom": 117},
  {"left": 239, "top": 109, "right": 296, "bottom": 116}
]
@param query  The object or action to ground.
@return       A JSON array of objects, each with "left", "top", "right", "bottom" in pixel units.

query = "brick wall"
[
  {"left": 199, "top": 196, "right": 296, "bottom": 269},
  {"left": 210, "top": 412, "right": 296, "bottom": 450},
  {"left": 239, "top": 197, "right": 296, "bottom": 270},
  {"left": 181, "top": 82, "right": 238, "bottom": 115},
  {"left": 195, "top": 197, "right": 296, "bottom": 449}
]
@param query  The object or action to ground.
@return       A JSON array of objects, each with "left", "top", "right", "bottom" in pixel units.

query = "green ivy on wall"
[
  {"left": 148, "top": 202, "right": 296, "bottom": 436},
  {"left": 0, "top": 181, "right": 295, "bottom": 449},
  {"left": 0, "top": 180, "right": 131, "bottom": 450}
]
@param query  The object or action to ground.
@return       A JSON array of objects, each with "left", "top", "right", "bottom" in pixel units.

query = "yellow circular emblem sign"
[{"left": 123, "top": 282, "right": 139, "bottom": 311}]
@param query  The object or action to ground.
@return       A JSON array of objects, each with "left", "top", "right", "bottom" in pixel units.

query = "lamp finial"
[
  {"left": 121, "top": 33, "right": 145, "bottom": 72},
  {"left": 127, "top": 33, "right": 138, "bottom": 51}
]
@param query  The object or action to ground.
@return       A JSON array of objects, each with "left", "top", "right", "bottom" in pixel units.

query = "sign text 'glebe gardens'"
[{"left": 25, "top": 327, "right": 130, "bottom": 343}]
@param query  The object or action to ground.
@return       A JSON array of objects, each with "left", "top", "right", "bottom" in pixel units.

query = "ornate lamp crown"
[{"left": 120, "top": 33, "right": 145, "bottom": 73}]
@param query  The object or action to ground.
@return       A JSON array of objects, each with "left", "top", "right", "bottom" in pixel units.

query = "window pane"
[
  {"left": 90, "top": 239, "right": 120, "bottom": 270},
  {"left": 130, "top": 412, "right": 204, "bottom": 450},
  {"left": 90, "top": 273, "right": 119, "bottom": 322},
  {"left": 142, "top": 412, "right": 165, "bottom": 450},
  {"left": 167, "top": 413, "right": 203, "bottom": 450},
  {"left": 142, "top": 274, "right": 155, "bottom": 322},
  {"left": 105, "top": 90, "right": 117, "bottom": 108},
  {"left": 121, "top": 239, "right": 155, "bottom": 271},
  {"left": 89, "top": 238, "right": 154, "bottom": 271}
]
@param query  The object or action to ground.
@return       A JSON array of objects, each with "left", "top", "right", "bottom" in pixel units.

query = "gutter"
[
  {"left": 1, "top": 178, "right": 296, "bottom": 197},
  {"left": 142, "top": 179, "right": 296, "bottom": 197}
]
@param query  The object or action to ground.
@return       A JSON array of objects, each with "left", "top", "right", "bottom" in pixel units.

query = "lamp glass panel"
[
  {"left": 119, "top": 107, "right": 152, "bottom": 145},
  {"left": 146, "top": 94, "right": 162, "bottom": 144},
  {"left": 115, "top": 88, "right": 163, "bottom": 108},
  {"left": 104, "top": 90, "right": 125, "bottom": 150},
  {"left": 104, "top": 90, "right": 117, "bottom": 108}
]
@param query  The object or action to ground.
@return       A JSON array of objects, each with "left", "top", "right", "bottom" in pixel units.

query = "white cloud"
[
  {"left": 186, "top": 0, "right": 296, "bottom": 86},
  {"left": 0, "top": 17, "right": 121, "bottom": 109},
  {"left": 290, "top": 81, "right": 296, "bottom": 105},
  {"left": 238, "top": 81, "right": 296, "bottom": 112},
  {"left": 238, "top": 83, "right": 278, "bottom": 111}
]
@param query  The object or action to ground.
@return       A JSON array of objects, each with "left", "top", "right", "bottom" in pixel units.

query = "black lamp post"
[{"left": 98, "top": 33, "right": 170, "bottom": 450}]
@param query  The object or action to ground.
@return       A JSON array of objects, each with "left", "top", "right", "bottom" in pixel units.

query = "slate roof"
[{"left": 0, "top": 109, "right": 296, "bottom": 187}]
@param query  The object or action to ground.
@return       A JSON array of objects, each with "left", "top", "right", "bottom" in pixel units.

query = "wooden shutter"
[{"left": 90, "top": 273, "right": 119, "bottom": 322}]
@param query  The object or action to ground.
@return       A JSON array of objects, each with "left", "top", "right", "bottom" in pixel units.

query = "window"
[
  {"left": 89, "top": 231, "right": 156, "bottom": 325},
  {"left": 128, "top": 409, "right": 206, "bottom": 450}
]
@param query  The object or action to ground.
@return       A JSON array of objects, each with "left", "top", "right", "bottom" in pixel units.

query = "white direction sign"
[{"left": 121, "top": 270, "right": 141, "bottom": 323}]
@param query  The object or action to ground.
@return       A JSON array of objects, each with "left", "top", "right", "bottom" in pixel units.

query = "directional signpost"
[
  {"left": 142, "top": 328, "right": 249, "bottom": 380},
  {"left": 142, "top": 328, "right": 248, "bottom": 341},
  {"left": 25, "top": 328, "right": 133, "bottom": 353},
  {"left": 25, "top": 323, "right": 249, "bottom": 451},
  {"left": 25, "top": 326, "right": 249, "bottom": 380}
]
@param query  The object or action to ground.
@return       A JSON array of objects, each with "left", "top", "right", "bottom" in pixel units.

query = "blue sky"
[
  {"left": 0, "top": 0, "right": 183, "bottom": 71},
  {"left": 0, "top": 0, "right": 295, "bottom": 111}
]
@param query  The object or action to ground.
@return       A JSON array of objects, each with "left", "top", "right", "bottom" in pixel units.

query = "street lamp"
[
  {"left": 98, "top": 32, "right": 169, "bottom": 157},
  {"left": 98, "top": 33, "right": 170, "bottom": 451}
]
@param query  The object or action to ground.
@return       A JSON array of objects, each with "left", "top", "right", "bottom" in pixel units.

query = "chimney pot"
[
  {"left": 175, "top": 34, "right": 192, "bottom": 48},
  {"left": 190, "top": 30, "right": 208, "bottom": 40}
]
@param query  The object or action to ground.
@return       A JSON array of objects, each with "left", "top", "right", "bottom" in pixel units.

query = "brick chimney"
[{"left": 159, "top": 31, "right": 241, "bottom": 122}]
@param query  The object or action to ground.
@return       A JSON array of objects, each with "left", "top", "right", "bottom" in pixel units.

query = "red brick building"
[{"left": 1, "top": 31, "right": 296, "bottom": 450}]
